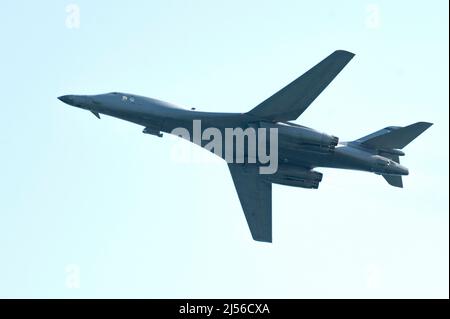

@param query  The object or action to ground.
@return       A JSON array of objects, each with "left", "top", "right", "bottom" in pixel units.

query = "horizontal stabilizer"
[
  {"left": 383, "top": 174, "right": 403, "bottom": 188},
  {"left": 358, "top": 122, "right": 433, "bottom": 149},
  {"left": 247, "top": 50, "right": 355, "bottom": 122}
]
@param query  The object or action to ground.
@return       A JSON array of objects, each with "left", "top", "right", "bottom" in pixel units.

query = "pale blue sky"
[{"left": 0, "top": 1, "right": 448, "bottom": 298}]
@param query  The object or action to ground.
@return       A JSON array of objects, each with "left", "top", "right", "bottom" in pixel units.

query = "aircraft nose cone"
[{"left": 58, "top": 95, "right": 74, "bottom": 105}]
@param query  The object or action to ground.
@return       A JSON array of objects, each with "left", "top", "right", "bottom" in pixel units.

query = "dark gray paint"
[{"left": 58, "top": 50, "right": 432, "bottom": 243}]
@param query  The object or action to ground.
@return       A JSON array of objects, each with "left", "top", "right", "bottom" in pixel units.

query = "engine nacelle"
[
  {"left": 260, "top": 122, "right": 338, "bottom": 152},
  {"left": 268, "top": 176, "right": 320, "bottom": 189},
  {"left": 266, "top": 165, "right": 323, "bottom": 189},
  {"left": 273, "top": 165, "right": 323, "bottom": 182},
  {"left": 378, "top": 148, "right": 405, "bottom": 156}
]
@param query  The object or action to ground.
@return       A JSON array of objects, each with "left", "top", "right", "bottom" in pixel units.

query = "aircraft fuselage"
[{"left": 58, "top": 92, "right": 409, "bottom": 183}]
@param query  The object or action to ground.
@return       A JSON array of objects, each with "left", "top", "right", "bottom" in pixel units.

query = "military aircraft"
[{"left": 58, "top": 50, "right": 432, "bottom": 243}]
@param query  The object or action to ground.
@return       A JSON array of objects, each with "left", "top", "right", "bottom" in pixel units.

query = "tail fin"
[
  {"left": 355, "top": 122, "right": 432, "bottom": 188},
  {"left": 383, "top": 175, "right": 403, "bottom": 188},
  {"left": 356, "top": 122, "right": 433, "bottom": 150}
]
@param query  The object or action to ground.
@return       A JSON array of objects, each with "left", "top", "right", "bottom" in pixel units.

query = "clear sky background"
[{"left": 0, "top": 1, "right": 448, "bottom": 298}]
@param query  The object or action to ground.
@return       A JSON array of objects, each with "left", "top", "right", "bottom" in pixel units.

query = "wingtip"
[
  {"left": 412, "top": 121, "right": 433, "bottom": 132},
  {"left": 252, "top": 234, "right": 272, "bottom": 243},
  {"left": 420, "top": 122, "right": 433, "bottom": 128},
  {"left": 254, "top": 239, "right": 272, "bottom": 244},
  {"left": 334, "top": 49, "right": 356, "bottom": 57}
]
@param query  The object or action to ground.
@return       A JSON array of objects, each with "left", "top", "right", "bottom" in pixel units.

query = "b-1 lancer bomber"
[{"left": 58, "top": 50, "right": 432, "bottom": 243}]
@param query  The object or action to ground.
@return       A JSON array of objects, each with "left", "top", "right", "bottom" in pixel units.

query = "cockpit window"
[{"left": 120, "top": 95, "right": 135, "bottom": 103}]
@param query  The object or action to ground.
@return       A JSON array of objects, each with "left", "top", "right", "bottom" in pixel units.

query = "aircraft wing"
[
  {"left": 247, "top": 50, "right": 355, "bottom": 122},
  {"left": 227, "top": 164, "right": 272, "bottom": 243}
]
